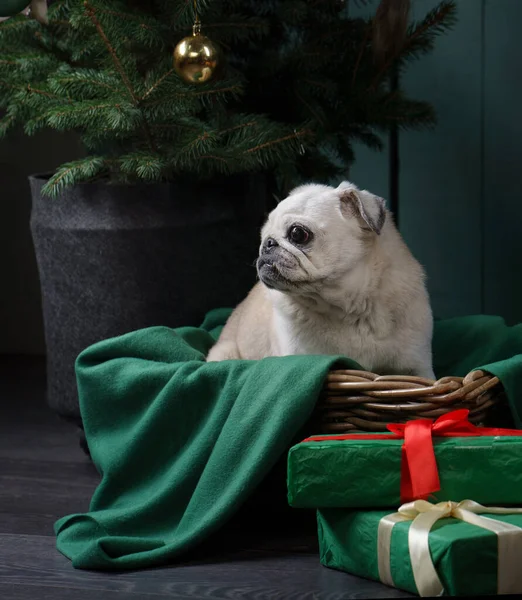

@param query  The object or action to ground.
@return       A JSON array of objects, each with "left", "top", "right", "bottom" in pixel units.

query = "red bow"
[{"left": 304, "top": 409, "right": 522, "bottom": 503}]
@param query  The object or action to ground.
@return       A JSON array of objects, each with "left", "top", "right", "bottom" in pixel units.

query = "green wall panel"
[
  {"left": 483, "top": 0, "right": 522, "bottom": 324},
  {"left": 346, "top": 0, "right": 389, "bottom": 201},
  {"left": 350, "top": 142, "right": 389, "bottom": 202},
  {"left": 399, "top": 0, "right": 484, "bottom": 318}
]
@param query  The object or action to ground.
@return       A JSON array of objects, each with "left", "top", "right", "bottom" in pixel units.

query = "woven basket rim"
[{"left": 316, "top": 368, "right": 503, "bottom": 433}]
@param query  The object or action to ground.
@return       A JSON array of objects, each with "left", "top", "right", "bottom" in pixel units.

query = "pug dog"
[{"left": 206, "top": 181, "right": 435, "bottom": 379}]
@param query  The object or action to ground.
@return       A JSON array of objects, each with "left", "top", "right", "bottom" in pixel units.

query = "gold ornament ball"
[{"left": 173, "top": 34, "right": 221, "bottom": 84}]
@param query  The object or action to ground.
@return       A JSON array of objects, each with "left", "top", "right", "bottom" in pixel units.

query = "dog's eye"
[{"left": 288, "top": 226, "right": 311, "bottom": 245}]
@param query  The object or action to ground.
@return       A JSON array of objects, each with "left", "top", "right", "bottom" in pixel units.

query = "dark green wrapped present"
[
  {"left": 288, "top": 433, "right": 522, "bottom": 508},
  {"left": 318, "top": 500, "right": 522, "bottom": 596}
]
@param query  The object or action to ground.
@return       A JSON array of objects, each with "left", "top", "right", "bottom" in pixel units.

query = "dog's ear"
[{"left": 338, "top": 185, "right": 386, "bottom": 235}]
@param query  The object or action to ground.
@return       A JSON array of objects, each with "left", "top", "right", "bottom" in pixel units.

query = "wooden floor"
[{"left": 0, "top": 355, "right": 411, "bottom": 599}]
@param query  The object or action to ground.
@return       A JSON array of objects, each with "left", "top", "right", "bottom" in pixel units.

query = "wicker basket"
[{"left": 316, "top": 369, "right": 504, "bottom": 433}]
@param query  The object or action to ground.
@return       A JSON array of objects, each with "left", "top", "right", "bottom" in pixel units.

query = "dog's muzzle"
[
  {"left": 256, "top": 256, "right": 278, "bottom": 284},
  {"left": 257, "top": 237, "right": 278, "bottom": 270},
  {"left": 257, "top": 239, "right": 297, "bottom": 289}
]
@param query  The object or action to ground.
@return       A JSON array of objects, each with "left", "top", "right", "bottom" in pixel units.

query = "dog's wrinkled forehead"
[{"left": 267, "top": 184, "right": 349, "bottom": 232}]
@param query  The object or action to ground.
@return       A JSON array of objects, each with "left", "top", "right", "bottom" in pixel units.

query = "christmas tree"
[{"left": 0, "top": 0, "right": 456, "bottom": 197}]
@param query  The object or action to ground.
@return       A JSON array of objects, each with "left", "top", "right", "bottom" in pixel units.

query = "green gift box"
[
  {"left": 317, "top": 501, "right": 522, "bottom": 596},
  {"left": 287, "top": 435, "right": 522, "bottom": 508}
]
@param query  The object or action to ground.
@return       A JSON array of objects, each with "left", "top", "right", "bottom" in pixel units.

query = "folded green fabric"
[
  {"left": 55, "top": 311, "right": 522, "bottom": 571},
  {"left": 317, "top": 507, "right": 522, "bottom": 596},
  {"left": 432, "top": 315, "right": 522, "bottom": 428},
  {"left": 55, "top": 309, "right": 356, "bottom": 570},
  {"left": 288, "top": 435, "right": 522, "bottom": 508}
]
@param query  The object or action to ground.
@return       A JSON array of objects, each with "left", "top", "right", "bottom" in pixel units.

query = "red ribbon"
[{"left": 303, "top": 409, "right": 522, "bottom": 503}]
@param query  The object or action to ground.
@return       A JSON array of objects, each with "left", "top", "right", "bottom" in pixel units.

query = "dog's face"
[{"left": 256, "top": 181, "right": 386, "bottom": 293}]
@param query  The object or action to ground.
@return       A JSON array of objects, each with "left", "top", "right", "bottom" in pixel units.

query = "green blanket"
[{"left": 55, "top": 310, "right": 522, "bottom": 570}]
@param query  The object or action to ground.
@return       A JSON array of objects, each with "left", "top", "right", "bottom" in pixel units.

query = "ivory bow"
[{"left": 378, "top": 499, "right": 522, "bottom": 597}]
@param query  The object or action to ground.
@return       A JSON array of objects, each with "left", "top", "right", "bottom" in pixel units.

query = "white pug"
[{"left": 207, "top": 181, "right": 435, "bottom": 379}]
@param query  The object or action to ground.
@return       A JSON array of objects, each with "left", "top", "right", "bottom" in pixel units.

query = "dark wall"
[
  {"left": 356, "top": 0, "right": 522, "bottom": 324},
  {"left": 0, "top": 129, "right": 82, "bottom": 354}
]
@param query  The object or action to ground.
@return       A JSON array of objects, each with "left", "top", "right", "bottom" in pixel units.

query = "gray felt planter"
[{"left": 29, "top": 173, "right": 268, "bottom": 424}]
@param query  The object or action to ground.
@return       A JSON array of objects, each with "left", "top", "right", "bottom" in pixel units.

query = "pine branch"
[
  {"left": 53, "top": 76, "right": 119, "bottom": 94},
  {"left": 409, "top": 1, "right": 458, "bottom": 38},
  {"left": 80, "top": 126, "right": 138, "bottom": 151},
  {"left": 25, "top": 113, "right": 53, "bottom": 135},
  {"left": 198, "top": 154, "right": 229, "bottom": 164},
  {"left": 148, "top": 115, "right": 209, "bottom": 134},
  {"left": 295, "top": 89, "right": 327, "bottom": 126},
  {"left": 0, "top": 17, "right": 32, "bottom": 31},
  {"left": 203, "top": 15, "right": 270, "bottom": 42},
  {"left": 118, "top": 151, "right": 165, "bottom": 180},
  {"left": 205, "top": 20, "right": 266, "bottom": 32},
  {"left": 45, "top": 100, "right": 142, "bottom": 131},
  {"left": 83, "top": 0, "right": 157, "bottom": 152},
  {"left": 95, "top": 7, "right": 153, "bottom": 27},
  {"left": 143, "top": 83, "right": 242, "bottom": 105},
  {"left": 0, "top": 14, "right": 39, "bottom": 42},
  {"left": 0, "top": 54, "right": 59, "bottom": 88},
  {"left": 170, "top": 0, "right": 216, "bottom": 28},
  {"left": 0, "top": 113, "right": 15, "bottom": 138},
  {"left": 49, "top": 68, "right": 123, "bottom": 99},
  {"left": 83, "top": 2, "right": 138, "bottom": 103},
  {"left": 48, "top": 19, "right": 71, "bottom": 27},
  {"left": 141, "top": 67, "right": 175, "bottom": 101},
  {"left": 69, "top": 0, "right": 165, "bottom": 48},
  {"left": 184, "top": 85, "right": 243, "bottom": 99},
  {"left": 22, "top": 85, "right": 57, "bottom": 102},
  {"left": 42, "top": 156, "right": 109, "bottom": 197},
  {"left": 217, "top": 120, "right": 258, "bottom": 137},
  {"left": 150, "top": 122, "right": 197, "bottom": 131},
  {"left": 141, "top": 81, "right": 244, "bottom": 123},
  {"left": 93, "top": 6, "right": 165, "bottom": 49},
  {"left": 0, "top": 81, "right": 64, "bottom": 101},
  {"left": 245, "top": 128, "right": 312, "bottom": 156},
  {"left": 368, "top": 1, "right": 457, "bottom": 89},
  {"left": 174, "top": 130, "right": 219, "bottom": 163}
]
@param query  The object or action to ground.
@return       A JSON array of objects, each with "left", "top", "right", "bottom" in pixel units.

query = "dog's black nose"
[{"left": 263, "top": 237, "right": 278, "bottom": 252}]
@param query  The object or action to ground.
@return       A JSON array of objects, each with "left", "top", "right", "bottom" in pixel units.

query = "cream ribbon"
[{"left": 377, "top": 499, "right": 522, "bottom": 597}]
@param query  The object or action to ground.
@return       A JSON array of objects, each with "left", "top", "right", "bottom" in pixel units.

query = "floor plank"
[
  {"left": 0, "top": 355, "right": 411, "bottom": 599},
  {"left": 0, "top": 534, "right": 408, "bottom": 600}
]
